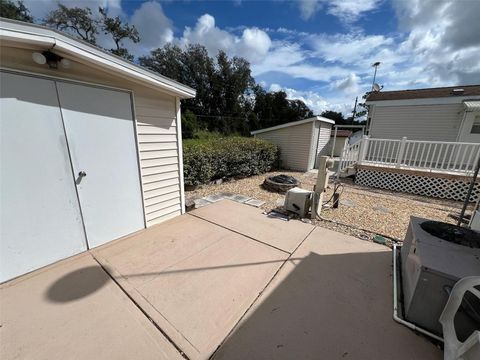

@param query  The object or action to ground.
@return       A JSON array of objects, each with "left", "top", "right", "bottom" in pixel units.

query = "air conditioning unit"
[
  {"left": 285, "top": 187, "right": 312, "bottom": 218},
  {"left": 401, "top": 217, "right": 480, "bottom": 338}
]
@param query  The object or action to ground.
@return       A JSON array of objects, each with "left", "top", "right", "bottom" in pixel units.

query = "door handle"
[{"left": 76, "top": 171, "right": 87, "bottom": 185}]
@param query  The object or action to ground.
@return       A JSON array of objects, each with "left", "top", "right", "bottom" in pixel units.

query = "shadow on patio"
[{"left": 212, "top": 250, "right": 442, "bottom": 360}]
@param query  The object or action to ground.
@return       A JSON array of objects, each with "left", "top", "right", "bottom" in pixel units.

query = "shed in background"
[{"left": 251, "top": 116, "right": 335, "bottom": 171}]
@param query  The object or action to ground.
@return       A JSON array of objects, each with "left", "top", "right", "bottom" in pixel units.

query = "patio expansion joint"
[
  {"left": 207, "top": 225, "right": 316, "bottom": 360},
  {"left": 187, "top": 213, "right": 292, "bottom": 256},
  {"left": 89, "top": 254, "right": 192, "bottom": 360}
]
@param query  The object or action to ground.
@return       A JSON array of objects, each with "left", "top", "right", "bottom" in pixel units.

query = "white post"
[
  {"left": 358, "top": 135, "right": 369, "bottom": 165},
  {"left": 331, "top": 126, "right": 338, "bottom": 157},
  {"left": 396, "top": 137, "right": 407, "bottom": 168},
  {"left": 313, "top": 156, "right": 332, "bottom": 219}
]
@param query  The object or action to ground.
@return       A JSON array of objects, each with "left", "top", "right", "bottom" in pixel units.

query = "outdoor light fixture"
[
  {"left": 60, "top": 58, "right": 71, "bottom": 69},
  {"left": 32, "top": 52, "right": 46, "bottom": 65},
  {"left": 32, "top": 50, "right": 70, "bottom": 69}
]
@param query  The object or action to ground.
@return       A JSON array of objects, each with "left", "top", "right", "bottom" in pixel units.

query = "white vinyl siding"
[
  {"left": 1, "top": 46, "right": 183, "bottom": 228},
  {"left": 135, "top": 91, "right": 182, "bottom": 226},
  {"left": 369, "top": 103, "right": 463, "bottom": 141},
  {"left": 255, "top": 122, "right": 313, "bottom": 171},
  {"left": 317, "top": 122, "right": 332, "bottom": 156}
]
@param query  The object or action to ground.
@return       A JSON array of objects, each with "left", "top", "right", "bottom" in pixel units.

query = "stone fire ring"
[{"left": 263, "top": 175, "right": 300, "bottom": 193}]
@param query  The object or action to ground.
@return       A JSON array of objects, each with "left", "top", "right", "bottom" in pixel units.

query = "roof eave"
[
  {"left": 0, "top": 18, "right": 196, "bottom": 99},
  {"left": 251, "top": 116, "right": 335, "bottom": 135}
]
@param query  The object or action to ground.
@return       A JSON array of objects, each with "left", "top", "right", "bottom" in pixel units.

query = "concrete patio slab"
[
  {"left": 93, "top": 213, "right": 289, "bottom": 360},
  {"left": 93, "top": 215, "right": 222, "bottom": 288},
  {"left": 191, "top": 199, "right": 314, "bottom": 253},
  {"left": 213, "top": 227, "right": 442, "bottom": 360},
  {"left": 0, "top": 253, "right": 183, "bottom": 360}
]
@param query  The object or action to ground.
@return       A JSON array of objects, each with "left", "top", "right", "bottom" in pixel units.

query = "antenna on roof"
[
  {"left": 372, "top": 83, "right": 381, "bottom": 92},
  {"left": 371, "top": 61, "right": 381, "bottom": 91}
]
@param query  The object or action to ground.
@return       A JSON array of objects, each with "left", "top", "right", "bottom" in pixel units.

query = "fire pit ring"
[{"left": 263, "top": 174, "right": 300, "bottom": 193}]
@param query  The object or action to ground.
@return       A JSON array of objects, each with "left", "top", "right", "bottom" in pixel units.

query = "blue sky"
[{"left": 23, "top": 0, "right": 480, "bottom": 116}]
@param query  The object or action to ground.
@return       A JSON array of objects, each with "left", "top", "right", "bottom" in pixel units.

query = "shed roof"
[
  {"left": 0, "top": 18, "right": 196, "bottom": 98},
  {"left": 251, "top": 116, "right": 335, "bottom": 135},
  {"left": 331, "top": 130, "right": 352, "bottom": 137},
  {"left": 366, "top": 85, "right": 480, "bottom": 102}
]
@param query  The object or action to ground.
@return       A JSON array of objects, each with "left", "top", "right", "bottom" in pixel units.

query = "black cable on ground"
[
  {"left": 322, "top": 182, "right": 345, "bottom": 206},
  {"left": 312, "top": 192, "right": 402, "bottom": 244},
  {"left": 317, "top": 215, "right": 402, "bottom": 243}
]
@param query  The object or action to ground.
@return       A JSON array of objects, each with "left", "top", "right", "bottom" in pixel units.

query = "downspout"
[{"left": 392, "top": 244, "right": 444, "bottom": 342}]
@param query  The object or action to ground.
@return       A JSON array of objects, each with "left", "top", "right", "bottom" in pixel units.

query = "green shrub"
[{"left": 183, "top": 137, "right": 280, "bottom": 186}]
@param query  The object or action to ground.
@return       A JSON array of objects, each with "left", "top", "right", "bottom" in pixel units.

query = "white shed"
[
  {"left": 251, "top": 116, "right": 335, "bottom": 171},
  {"left": 0, "top": 19, "right": 195, "bottom": 282}
]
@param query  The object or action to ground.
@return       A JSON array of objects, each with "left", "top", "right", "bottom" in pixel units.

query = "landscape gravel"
[{"left": 186, "top": 171, "right": 468, "bottom": 241}]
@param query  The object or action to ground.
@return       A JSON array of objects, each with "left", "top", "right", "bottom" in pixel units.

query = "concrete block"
[
  {"left": 245, "top": 199, "right": 266, "bottom": 208},
  {"left": 194, "top": 198, "right": 212, "bottom": 208},
  {"left": 203, "top": 194, "right": 225, "bottom": 203}
]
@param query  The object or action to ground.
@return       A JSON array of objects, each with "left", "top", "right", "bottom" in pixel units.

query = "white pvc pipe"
[{"left": 392, "top": 244, "right": 444, "bottom": 342}]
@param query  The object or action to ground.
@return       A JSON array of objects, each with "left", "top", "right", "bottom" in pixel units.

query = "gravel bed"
[{"left": 186, "top": 170, "right": 469, "bottom": 241}]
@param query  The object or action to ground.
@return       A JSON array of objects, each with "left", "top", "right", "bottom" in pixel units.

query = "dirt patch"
[{"left": 186, "top": 170, "right": 469, "bottom": 241}]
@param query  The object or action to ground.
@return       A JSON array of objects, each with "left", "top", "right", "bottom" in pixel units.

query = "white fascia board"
[
  {"left": 464, "top": 101, "right": 480, "bottom": 112},
  {"left": 0, "top": 19, "right": 196, "bottom": 99},
  {"left": 366, "top": 96, "right": 480, "bottom": 107},
  {"left": 0, "top": 28, "right": 55, "bottom": 48},
  {"left": 251, "top": 116, "right": 335, "bottom": 135}
]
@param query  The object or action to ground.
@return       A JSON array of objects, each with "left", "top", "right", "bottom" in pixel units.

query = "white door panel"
[
  {"left": 0, "top": 72, "right": 87, "bottom": 282},
  {"left": 57, "top": 82, "right": 144, "bottom": 248}
]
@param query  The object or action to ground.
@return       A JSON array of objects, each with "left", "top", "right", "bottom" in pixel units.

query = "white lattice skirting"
[{"left": 355, "top": 168, "right": 480, "bottom": 202}]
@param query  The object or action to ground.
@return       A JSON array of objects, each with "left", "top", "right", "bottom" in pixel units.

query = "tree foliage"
[
  {"left": 99, "top": 7, "right": 139, "bottom": 61},
  {"left": 45, "top": 5, "right": 97, "bottom": 44},
  {"left": 43, "top": 4, "right": 139, "bottom": 60},
  {"left": 0, "top": 0, "right": 33, "bottom": 22},
  {"left": 321, "top": 109, "right": 366, "bottom": 126}
]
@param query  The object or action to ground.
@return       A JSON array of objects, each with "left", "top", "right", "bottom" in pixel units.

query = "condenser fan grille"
[{"left": 420, "top": 221, "right": 480, "bottom": 248}]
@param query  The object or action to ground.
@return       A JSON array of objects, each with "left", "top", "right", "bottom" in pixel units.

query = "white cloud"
[
  {"left": 298, "top": 0, "right": 323, "bottom": 20},
  {"left": 392, "top": 0, "right": 480, "bottom": 84},
  {"left": 268, "top": 83, "right": 354, "bottom": 115},
  {"left": 129, "top": 1, "right": 173, "bottom": 55},
  {"left": 297, "top": 0, "right": 380, "bottom": 23},
  {"left": 326, "top": 0, "right": 381, "bottom": 23},
  {"left": 310, "top": 33, "right": 393, "bottom": 65},
  {"left": 179, "top": 14, "right": 271, "bottom": 63},
  {"left": 332, "top": 73, "right": 361, "bottom": 95}
]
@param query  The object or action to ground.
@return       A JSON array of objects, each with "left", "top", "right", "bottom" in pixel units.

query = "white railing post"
[
  {"left": 358, "top": 135, "right": 369, "bottom": 165},
  {"left": 331, "top": 126, "right": 338, "bottom": 157},
  {"left": 396, "top": 137, "right": 407, "bottom": 168}
]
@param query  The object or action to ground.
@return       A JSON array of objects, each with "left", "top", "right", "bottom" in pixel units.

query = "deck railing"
[{"left": 339, "top": 136, "right": 480, "bottom": 175}]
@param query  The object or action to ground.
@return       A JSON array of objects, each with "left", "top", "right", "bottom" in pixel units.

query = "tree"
[
  {"left": 140, "top": 44, "right": 257, "bottom": 136},
  {"left": 320, "top": 110, "right": 347, "bottom": 124},
  {"left": 0, "top": 0, "right": 33, "bottom": 22},
  {"left": 181, "top": 110, "right": 200, "bottom": 139},
  {"left": 252, "top": 89, "right": 313, "bottom": 130},
  {"left": 45, "top": 4, "right": 98, "bottom": 44},
  {"left": 98, "top": 7, "right": 140, "bottom": 61}
]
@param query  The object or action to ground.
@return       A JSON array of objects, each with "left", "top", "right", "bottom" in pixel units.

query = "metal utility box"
[{"left": 285, "top": 187, "right": 312, "bottom": 218}]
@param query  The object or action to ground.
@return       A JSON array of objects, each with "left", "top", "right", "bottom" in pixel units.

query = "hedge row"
[{"left": 183, "top": 137, "right": 280, "bottom": 186}]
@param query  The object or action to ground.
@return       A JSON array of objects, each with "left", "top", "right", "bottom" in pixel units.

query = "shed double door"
[{"left": 0, "top": 72, "right": 144, "bottom": 282}]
